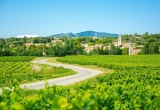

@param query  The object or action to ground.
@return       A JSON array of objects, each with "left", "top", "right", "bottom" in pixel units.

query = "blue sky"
[{"left": 0, "top": 0, "right": 160, "bottom": 38}]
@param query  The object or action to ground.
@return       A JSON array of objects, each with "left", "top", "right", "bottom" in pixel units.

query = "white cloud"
[{"left": 17, "top": 35, "right": 39, "bottom": 38}]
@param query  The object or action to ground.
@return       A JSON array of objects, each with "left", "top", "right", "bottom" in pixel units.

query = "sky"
[{"left": 0, "top": 0, "right": 160, "bottom": 38}]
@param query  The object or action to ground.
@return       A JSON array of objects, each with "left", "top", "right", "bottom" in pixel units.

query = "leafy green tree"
[
  {"left": 33, "top": 37, "right": 40, "bottom": 43},
  {"left": 108, "top": 44, "right": 122, "bottom": 55},
  {"left": 142, "top": 32, "right": 149, "bottom": 39},
  {"left": 142, "top": 42, "right": 159, "bottom": 54},
  {"left": 0, "top": 48, "right": 2, "bottom": 56},
  {"left": 114, "top": 47, "right": 122, "bottom": 55},
  {"left": 149, "top": 43, "right": 159, "bottom": 54},
  {"left": 89, "top": 47, "right": 104, "bottom": 55},
  {"left": 2, "top": 49, "right": 11, "bottom": 56},
  {"left": 142, "top": 43, "right": 150, "bottom": 54},
  {"left": 122, "top": 48, "right": 129, "bottom": 55},
  {"left": 73, "top": 41, "right": 84, "bottom": 54}
]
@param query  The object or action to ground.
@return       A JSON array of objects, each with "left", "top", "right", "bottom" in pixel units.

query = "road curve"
[{"left": 0, "top": 59, "right": 101, "bottom": 94}]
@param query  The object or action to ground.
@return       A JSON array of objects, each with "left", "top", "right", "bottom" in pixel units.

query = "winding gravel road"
[{"left": 0, "top": 59, "right": 101, "bottom": 94}]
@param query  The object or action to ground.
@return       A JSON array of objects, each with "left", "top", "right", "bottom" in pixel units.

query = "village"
[{"left": 22, "top": 34, "right": 143, "bottom": 55}]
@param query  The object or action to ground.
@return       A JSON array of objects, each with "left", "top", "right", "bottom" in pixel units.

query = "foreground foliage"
[{"left": 0, "top": 55, "right": 160, "bottom": 109}]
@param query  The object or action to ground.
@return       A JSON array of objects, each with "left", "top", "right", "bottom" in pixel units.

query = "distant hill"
[
  {"left": 52, "top": 32, "right": 75, "bottom": 37},
  {"left": 50, "top": 31, "right": 119, "bottom": 37}
]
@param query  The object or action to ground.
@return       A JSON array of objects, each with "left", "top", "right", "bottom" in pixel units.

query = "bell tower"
[
  {"left": 118, "top": 34, "right": 122, "bottom": 46},
  {"left": 129, "top": 38, "right": 133, "bottom": 55}
]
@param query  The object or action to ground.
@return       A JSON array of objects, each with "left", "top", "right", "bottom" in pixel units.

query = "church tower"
[
  {"left": 129, "top": 41, "right": 133, "bottom": 55},
  {"left": 118, "top": 34, "right": 122, "bottom": 46}
]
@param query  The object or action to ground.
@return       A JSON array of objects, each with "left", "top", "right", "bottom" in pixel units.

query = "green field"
[
  {"left": 0, "top": 56, "right": 76, "bottom": 87},
  {"left": 0, "top": 55, "right": 160, "bottom": 110}
]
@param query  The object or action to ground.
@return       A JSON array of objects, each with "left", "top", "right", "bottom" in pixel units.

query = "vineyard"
[
  {"left": 0, "top": 56, "right": 76, "bottom": 87},
  {"left": 0, "top": 56, "right": 36, "bottom": 62},
  {"left": 0, "top": 55, "right": 160, "bottom": 109},
  {"left": 57, "top": 55, "right": 160, "bottom": 67}
]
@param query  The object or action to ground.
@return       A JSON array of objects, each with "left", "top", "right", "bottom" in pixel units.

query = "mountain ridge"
[{"left": 50, "top": 31, "right": 119, "bottom": 37}]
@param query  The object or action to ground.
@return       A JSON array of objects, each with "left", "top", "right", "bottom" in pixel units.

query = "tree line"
[
  {"left": 0, "top": 36, "right": 120, "bottom": 56},
  {"left": 0, "top": 32, "right": 160, "bottom": 56}
]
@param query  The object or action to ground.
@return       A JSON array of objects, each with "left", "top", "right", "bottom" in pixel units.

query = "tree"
[
  {"left": 73, "top": 41, "right": 84, "bottom": 55},
  {"left": 89, "top": 47, "right": 104, "bottom": 55},
  {"left": 149, "top": 43, "right": 159, "bottom": 54},
  {"left": 122, "top": 48, "right": 129, "bottom": 55},
  {"left": 108, "top": 44, "right": 122, "bottom": 55},
  {"left": 142, "top": 32, "right": 149, "bottom": 39},
  {"left": 142, "top": 43, "right": 150, "bottom": 54},
  {"left": 142, "top": 42, "right": 159, "bottom": 54},
  {"left": 114, "top": 47, "right": 122, "bottom": 55},
  {"left": 33, "top": 37, "right": 40, "bottom": 43},
  {"left": 2, "top": 49, "right": 10, "bottom": 56},
  {"left": 0, "top": 48, "right": 2, "bottom": 56}
]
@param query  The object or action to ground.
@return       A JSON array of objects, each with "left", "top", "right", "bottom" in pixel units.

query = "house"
[
  {"left": 25, "top": 43, "right": 33, "bottom": 48},
  {"left": 51, "top": 39, "right": 62, "bottom": 44}
]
